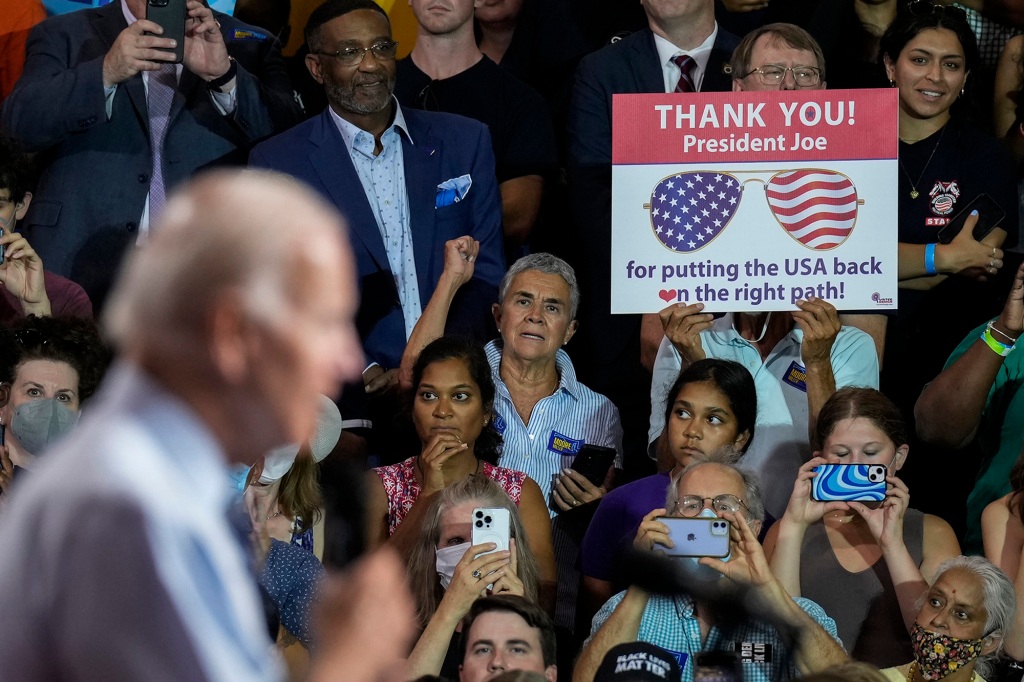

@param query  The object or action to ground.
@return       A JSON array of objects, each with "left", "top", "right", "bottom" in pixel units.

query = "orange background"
[{"left": 284, "top": 0, "right": 417, "bottom": 58}]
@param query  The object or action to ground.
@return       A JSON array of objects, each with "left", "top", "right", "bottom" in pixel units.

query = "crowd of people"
[{"left": 0, "top": 0, "right": 1023, "bottom": 680}]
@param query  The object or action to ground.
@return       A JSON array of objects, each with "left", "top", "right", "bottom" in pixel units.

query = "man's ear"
[
  {"left": 14, "top": 191, "right": 31, "bottom": 220},
  {"left": 208, "top": 291, "right": 254, "bottom": 384},
  {"left": 545, "top": 665, "right": 558, "bottom": 682},
  {"left": 492, "top": 302, "right": 503, "bottom": 332},
  {"left": 305, "top": 53, "right": 325, "bottom": 85}
]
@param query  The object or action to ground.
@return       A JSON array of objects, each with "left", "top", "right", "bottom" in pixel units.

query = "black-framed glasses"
[
  {"left": 9, "top": 328, "right": 80, "bottom": 353},
  {"left": 316, "top": 40, "right": 399, "bottom": 67},
  {"left": 906, "top": 1, "right": 967, "bottom": 22},
  {"left": 672, "top": 494, "right": 748, "bottom": 517},
  {"left": 742, "top": 65, "right": 822, "bottom": 88}
]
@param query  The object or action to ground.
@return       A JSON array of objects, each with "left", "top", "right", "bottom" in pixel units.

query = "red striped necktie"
[{"left": 672, "top": 54, "right": 697, "bottom": 93}]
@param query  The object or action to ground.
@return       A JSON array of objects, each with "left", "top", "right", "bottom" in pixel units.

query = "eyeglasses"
[
  {"left": 906, "top": 0, "right": 967, "bottom": 22},
  {"left": 317, "top": 40, "right": 399, "bottom": 67},
  {"left": 742, "top": 65, "right": 822, "bottom": 88},
  {"left": 643, "top": 169, "right": 865, "bottom": 253},
  {"left": 672, "top": 494, "right": 748, "bottom": 517}
]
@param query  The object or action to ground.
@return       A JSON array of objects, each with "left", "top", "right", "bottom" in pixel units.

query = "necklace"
[
  {"left": 898, "top": 126, "right": 945, "bottom": 199},
  {"left": 906, "top": 661, "right": 977, "bottom": 682},
  {"left": 266, "top": 509, "right": 282, "bottom": 521}
]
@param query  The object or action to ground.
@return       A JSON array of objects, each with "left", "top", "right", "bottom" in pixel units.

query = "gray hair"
[
  {"left": 406, "top": 475, "right": 541, "bottom": 629},
  {"left": 104, "top": 169, "right": 345, "bottom": 358},
  {"left": 497, "top": 253, "right": 580, "bottom": 320},
  {"left": 927, "top": 555, "right": 1016, "bottom": 678},
  {"left": 665, "top": 447, "right": 765, "bottom": 525}
]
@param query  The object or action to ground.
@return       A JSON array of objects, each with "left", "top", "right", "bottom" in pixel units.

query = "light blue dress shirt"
[{"left": 330, "top": 101, "right": 423, "bottom": 339}]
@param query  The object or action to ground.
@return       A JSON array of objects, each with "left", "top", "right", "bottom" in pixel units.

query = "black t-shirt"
[
  {"left": 898, "top": 116, "right": 1019, "bottom": 246},
  {"left": 394, "top": 55, "right": 558, "bottom": 183}
]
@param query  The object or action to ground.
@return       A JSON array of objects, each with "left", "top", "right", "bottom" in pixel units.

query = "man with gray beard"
[{"left": 250, "top": 0, "right": 504, "bottom": 458}]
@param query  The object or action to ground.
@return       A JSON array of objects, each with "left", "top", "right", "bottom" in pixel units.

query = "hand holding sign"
[{"left": 659, "top": 302, "right": 711, "bottom": 364}]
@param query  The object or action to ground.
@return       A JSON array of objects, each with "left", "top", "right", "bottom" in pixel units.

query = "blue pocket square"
[{"left": 435, "top": 174, "right": 473, "bottom": 208}]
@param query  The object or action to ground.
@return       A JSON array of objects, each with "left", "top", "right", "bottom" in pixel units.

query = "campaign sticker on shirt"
[
  {"left": 492, "top": 413, "right": 507, "bottom": 435},
  {"left": 735, "top": 642, "right": 773, "bottom": 663},
  {"left": 782, "top": 361, "right": 808, "bottom": 393},
  {"left": 667, "top": 651, "right": 689, "bottom": 670},
  {"left": 232, "top": 29, "right": 268, "bottom": 41},
  {"left": 548, "top": 431, "right": 583, "bottom": 455}
]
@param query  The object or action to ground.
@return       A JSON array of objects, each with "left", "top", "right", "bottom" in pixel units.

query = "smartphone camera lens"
[
  {"left": 484, "top": 516, "right": 492, "bottom": 524},
  {"left": 475, "top": 520, "right": 483, "bottom": 528},
  {"left": 475, "top": 511, "right": 483, "bottom": 518}
]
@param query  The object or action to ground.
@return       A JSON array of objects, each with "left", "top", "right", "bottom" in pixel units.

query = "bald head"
[{"left": 105, "top": 170, "right": 364, "bottom": 458}]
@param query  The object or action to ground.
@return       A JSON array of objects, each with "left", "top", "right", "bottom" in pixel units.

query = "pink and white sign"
[{"left": 611, "top": 89, "right": 899, "bottom": 313}]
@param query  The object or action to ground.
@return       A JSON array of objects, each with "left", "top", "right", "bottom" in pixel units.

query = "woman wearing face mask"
[
  {"left": 880, "top": 4, "right": 1019, "bottom": 457},
  {"left": 365, "top": 336, "right": 556, "bottom": 606},
  {"left": 880, "top": 555, "right": 1014, "bottom": 682},
  {"left": 0, "top": 315, "right": 107, "bottom": 489},
  {"left": 765, "top": 387, "right": 961, "bottom": 666},
  {"left": 579, "top": 359, "right": 756, "bottom": 622},
  {"left": 405, "top": 474, "right": 541, "bottom": 680}
]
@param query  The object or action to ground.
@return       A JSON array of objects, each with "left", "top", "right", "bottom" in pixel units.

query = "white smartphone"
[
  {"left": 472, "top": 507, "right": 511, "bottom": 556},
  {"left": 657, "top": 517, "right": 731, "bottom": 558}
]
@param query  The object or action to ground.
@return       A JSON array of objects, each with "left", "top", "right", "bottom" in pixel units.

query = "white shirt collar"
[
  {"left": 121, "top": 0, "right": 138, "bottom": 25},
  {"left": 653, "top": 23, "right": 720, "bottom": 91},
  {"left": 328, "top": 97, "right": 413, "bottom": 156}
]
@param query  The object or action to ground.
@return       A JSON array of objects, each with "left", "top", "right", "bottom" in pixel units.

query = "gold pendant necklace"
[{"left": 898, "top": 126, "right": 946, "bottom": 199}]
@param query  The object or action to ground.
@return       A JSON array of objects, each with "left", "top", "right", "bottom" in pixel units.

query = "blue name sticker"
[
  {"left": 547, "top": 431, "right": 583, "bottom": 455},
  {"left": 492, "top": 413, "right": 507, "bottom": 435},
  {"left": 668, "top": 651, "right": 689, "bottom": 670},
  {"left": 782, "top": 361, "right": 808, "bottom": 392},
  {"left": 232, "top": 29, "right": 268, "bottom": 41}
]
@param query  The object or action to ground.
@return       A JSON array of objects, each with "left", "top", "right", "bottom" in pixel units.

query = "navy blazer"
[
  {"left": 1, "top": 1, "right": 300, "bottom": 309},
  {"left": 249, "top": 106, "right": 505, "bottom": 371},
  {"left": 567, "top": 27, "right": 740, "bottom": 364}
]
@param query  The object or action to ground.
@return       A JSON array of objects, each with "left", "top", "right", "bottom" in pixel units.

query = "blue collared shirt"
[
  {"left": 329, "top": 102, "right": 422, "bottom": 339},
  {"left": 589, "top": 591, "right": 842, "bottom": 682},
  {"left": 487, "top": 338, "right": 623, "bottom": 510}
]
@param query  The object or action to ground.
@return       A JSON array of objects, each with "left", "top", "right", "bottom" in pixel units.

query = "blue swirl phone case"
[{"left": 811, "top": 464, "right": 887, "bottom": 502}]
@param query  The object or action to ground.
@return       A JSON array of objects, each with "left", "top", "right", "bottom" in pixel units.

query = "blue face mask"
[
  {"left": 11, "top": 398, "right": 79, "bottom": 455},
  {"left": 227, "top": 464, "right": 251, "bottom": 496},
  {"left": 684, "top": 508, "right": 731, "bottom": 581}
]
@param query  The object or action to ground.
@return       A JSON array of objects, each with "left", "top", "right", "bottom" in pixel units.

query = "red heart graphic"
[{"left": 659, "top": 289, "right": 676, "bottom": 302}]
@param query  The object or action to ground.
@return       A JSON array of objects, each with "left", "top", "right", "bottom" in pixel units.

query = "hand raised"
[
  {"left": 658, "top": 302, "right": 711, "bottom": 364},
  {"left": 102, "top": 20, "right": 178, "bottom": 87}
]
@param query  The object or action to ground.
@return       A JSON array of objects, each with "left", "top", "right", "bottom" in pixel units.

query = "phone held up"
[
  {"left": 811, "top": 463, "right": 887, "bottom": 502},
  {"left": 471, "top": 507, "right": 511, "bottom": 557},
  {"left": 655, "top": 517, "right": 731, "bottom": 558},
  {"left": 146, "top": 0, "right": 187, "bottom": 64},
  {"left": 936, "top": 193, "right": 1006, "bottom": 245}
]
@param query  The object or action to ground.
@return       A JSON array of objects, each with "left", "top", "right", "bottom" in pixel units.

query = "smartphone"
[
  {"left": 472, "top": 507, "right": 511, "bottom": 557},
  {"left": 570, "top": 444, "right": 616, "bottom": 487},
  {"left": 936, "top": 193, "right": 1006, "bottom": 245},
  {"left": 696, "top": 652, "right": 742, "bottom": 682},
  {"left": 811, "top": 463, "right": 887, "bottom": 502},
  {"left": 657, "top": 517, "right": 731, "bottom": 558},
  {"left": 146, "top": 0, "right": 186, "bottom": 64}
]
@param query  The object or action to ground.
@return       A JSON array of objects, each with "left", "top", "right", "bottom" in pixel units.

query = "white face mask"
[{"left": 435, "top": 542, "right": 471, "bottom": 590}]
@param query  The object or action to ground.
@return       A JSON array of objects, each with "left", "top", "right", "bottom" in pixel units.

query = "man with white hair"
[{"left": 0, "top": 170, "right": 368, "bottom": 680}]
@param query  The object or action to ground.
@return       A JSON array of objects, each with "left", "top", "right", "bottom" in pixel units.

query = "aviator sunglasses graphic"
[{"left": 643, "top": 169, "right": 866, "bottom": 253}]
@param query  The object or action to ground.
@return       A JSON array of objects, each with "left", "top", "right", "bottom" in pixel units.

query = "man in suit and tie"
[
  {"left": 1, "top": 0, "right": 299, "bottom": 311},
  {"left": 566, "top": 0, "right": 741, "bottom": 478},
  {"left": 249, "top": 0, "right": 504, "bottom": 453}
]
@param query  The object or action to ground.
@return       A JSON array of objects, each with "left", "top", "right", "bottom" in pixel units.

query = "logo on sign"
[{"left": 871, "top": 292, "right": 893, "bottom": 305}]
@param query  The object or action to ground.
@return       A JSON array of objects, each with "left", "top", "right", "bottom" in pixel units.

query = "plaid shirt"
[
  {"left": 589, "top": 591, "right": 842, "bottom": 682},
  {"left": 954, "top": 4, "right": 1022, "bottom": 69}
]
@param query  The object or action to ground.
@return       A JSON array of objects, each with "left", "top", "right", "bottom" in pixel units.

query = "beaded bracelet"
[{"left": 988, "top": 321, "right": 1020, "bottom": 345}]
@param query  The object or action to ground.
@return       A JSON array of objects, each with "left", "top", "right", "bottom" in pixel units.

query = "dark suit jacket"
[
  {"left": 249, "top": 106, "right": 505, "bottom": 372},
  {"left": 567, "top": 27, "right": 739, "bottom": 366},
  {"left": 1, "top": 2, "right": 300, "bottom": 308}
]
